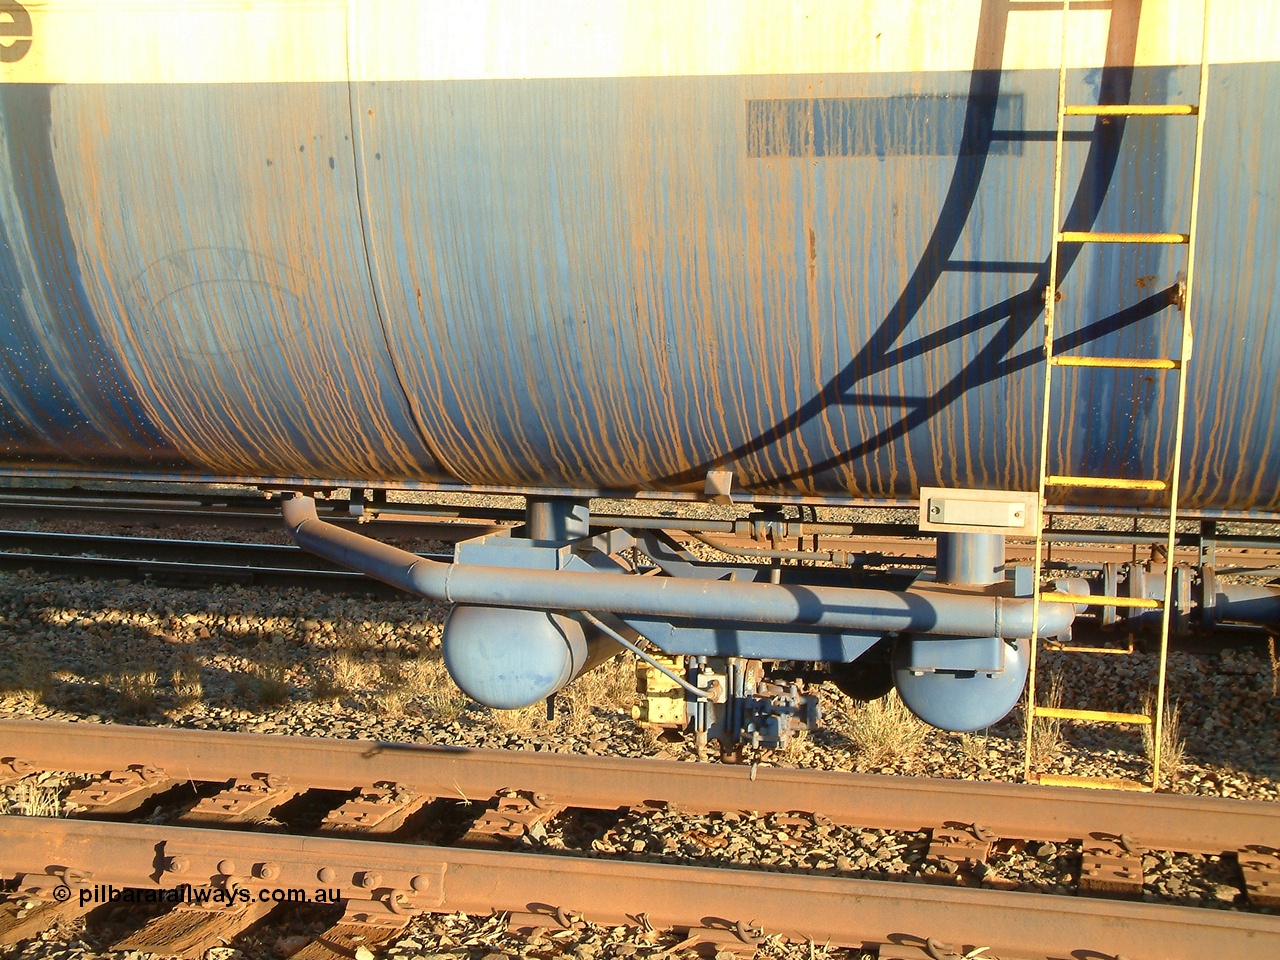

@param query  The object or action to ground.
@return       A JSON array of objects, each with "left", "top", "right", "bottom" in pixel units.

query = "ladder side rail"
[
  {"left": 1025, "top": 0, "right": 1075, "bottom": 780},
  {"left": 1152, "top": 0, "right": 1212, "bottom": 788}
]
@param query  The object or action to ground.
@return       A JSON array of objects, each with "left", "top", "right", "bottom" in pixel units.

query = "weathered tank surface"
[{"left": 1, "top": 1, "right": 1277, "bottom": 508}]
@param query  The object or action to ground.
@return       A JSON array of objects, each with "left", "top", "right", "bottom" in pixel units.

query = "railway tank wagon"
[{"left": 2, "top": 1, "right": 1279, "bottom": 760}]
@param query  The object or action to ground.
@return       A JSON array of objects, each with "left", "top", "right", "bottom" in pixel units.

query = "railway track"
[
  {"left": 0, "top": 488, "right": 520, "bottom": 539},
  {"left": 4, "top": 487, "right": 1280, "bottom": 574},
  {"left": 3, "top": 517, "right": 1278, "bottom": 659},
  {"left": 2, "top": 722, "right": 1278, "bottom": 960},
  {"left": 4, "top": 519, "right": 1280, "bottom": 589},
  {"left": 0, "top": 529, "right": 455, "bottom": 595}
]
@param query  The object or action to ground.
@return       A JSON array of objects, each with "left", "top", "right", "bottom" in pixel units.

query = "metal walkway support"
[{"left": 1025, "top": 0, "right": 1212, "bottom": 790}]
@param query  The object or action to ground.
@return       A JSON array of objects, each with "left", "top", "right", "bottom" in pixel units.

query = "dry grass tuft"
[
  {"left": 1028, "top": 668, "right": 1066, "bottom": 765},
  {"left": 374, "top": 689, "right": 406, "bottom": 718},
  {"left": 1268, "top": 632, "right": 1279, "bottom": 698},
  {"left": 235, "top": 647, "right": 291, "bottom": 705},
  {"left": 481, "top": 660, "right": 637, "bottom": 742},
  {"left": 557, "top": 655, "right": 636, "bottom": 735},
  {"left": 579, "top": 654, "right": 637, "bottom": 707},
  {"left": 843, "top": 691, "right": 927, "bottom": 766},
  {"left": 110, "top": 670, "right": 160, "bottom": 716},
  {"left": 0, "top": 779, "right": 63, "bottom": 818},
  {"left": 333, "top": 651, "right": 378, "bottom": 690},
  {"left": 378, "top": 653, "right": 406, "bottom": 687},
  {"left": 489, "top": 701, "right": 548, "bottom": 734},
  {"left": 393, "top": 655, "right": 468, "bottom": 721},
  {"left": 0, "top": 648, "right": 52, "bottom": 705},
  {"left": 250, "top": 656, "right": 291, "bottom": 705},
  {"left": 313, "top": 650, "right": 378, "bottom": 701},
  {"left": 1142, "top": 694, "right": 1185, "bottom": 789},
  {"left": 312, "top": 649, "right": 470, "bottom": 720},
  {"left": 487, "top": 654, "right": 637, "bottom": 737},
  {"left": 170, "top": 655, "right": 204, "bottom": 708},
  {"left": 959, "top": 732, "right": 990, "bottom": 765},
  {"left": 308, "top": 647, "right": 634, "bottom": 727},
  {"left": 773, "top": 729, "right": 811, "bottom": 763}
]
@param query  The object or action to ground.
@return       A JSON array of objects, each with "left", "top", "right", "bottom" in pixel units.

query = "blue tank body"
[{"left": 1, "top": 3, "right": 1277, "bottom": 509}]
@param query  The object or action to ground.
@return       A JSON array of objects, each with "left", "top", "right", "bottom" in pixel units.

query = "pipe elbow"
[
  {"left": 998, "top": 594, "right": 1076, "bottom": 638},
  {"left": 284, "top": 494, "right": 451, "bottom": 600},
  {"left": 282, "top": 493, "right": 318, "bottom": 533}
]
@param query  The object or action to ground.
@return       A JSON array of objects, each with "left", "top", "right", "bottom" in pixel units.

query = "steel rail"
[
  {"left": 0, "top": 495, "right": 512, "bottom": 539},
  {"left": 1, "top": 722, "right": 1274, "bottom": 855},
  {"left": 5, "top": 491, "right": 1280, "bottom": 587},
  {"left": 0, "top": 529, "right": 333, "bottom": 567},
  {"left": 8, "top": 476, "right": 1280, "bottom": 523},
  {"left": 0, "top": 529, "right": 455, "bottom": 570},
  {"left": 1, "top": 526, "right": 1275, "bottom": 585},
  {"left": 0, "top": 532, "right": 453, "bottom": 594},
  {"left": 689, "top": 534, "right": 1280, "bottom": 569},
  {"left": 0, "top": 816, "right": 1274, "bottom": 960},
  {"left": 0, "top": 552, "right": 453, "bottom": 599},
  {"left": 5, "top": 488, "right": 1278, "bottom": 557},
  {"left": 0, "top": 551, "right": 384, "bottom": 590}
]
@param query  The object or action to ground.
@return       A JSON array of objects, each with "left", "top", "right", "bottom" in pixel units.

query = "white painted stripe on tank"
[{"left": 2, "top": 0, "right": 1277, "bottom": 85}]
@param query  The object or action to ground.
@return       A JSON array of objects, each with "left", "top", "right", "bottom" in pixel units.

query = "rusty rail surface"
[
  {"left": 0, "top": 490, "right": 515, "bottom": 539},
  {"left": 4, "top": 489, "right": 1277, "bottom": 571},
  {"left": 4, "top": 526, "right": 1277, "bottom": 598},
  {"left": 2, "top": 721, "right": 1275, "bottom": 854},
  {"left": 1, "top": 816, "right": 1276, "bottom": 960},
  {"left": 0, "top": 529, "right": 456, "bottom": 593}
]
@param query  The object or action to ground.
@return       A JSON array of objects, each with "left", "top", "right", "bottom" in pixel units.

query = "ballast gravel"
[{"left": 1, "top": 517, "right": 1279, "bottom": 960}]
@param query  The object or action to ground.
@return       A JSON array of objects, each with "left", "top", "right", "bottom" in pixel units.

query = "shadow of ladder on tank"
[{"left": 1023, "top": 0, "right": 1213, "bottom": 792}]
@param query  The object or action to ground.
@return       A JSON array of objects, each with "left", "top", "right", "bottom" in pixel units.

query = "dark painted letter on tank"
[{"left": 0, "top": 2, "right": 32, "bottom": 63}]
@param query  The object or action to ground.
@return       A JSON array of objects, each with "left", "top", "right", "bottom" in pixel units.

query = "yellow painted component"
[
  {"left": 633, "top": 655, "right": 687, "bottom": 728},
  {"left": 1025, "top": 0, "right": 1075, "bottom": 783},
  {"left": 1031, "top": 707, "right": 1153, "bottom": 725},
  {"left": 1039, "top": 593, "right": 1161, "bottom": 609},
  {"left": 1045, "top": 475, "right": 1167, "bottom": 490},
  {"left": 1147, "top": 0, "right": 1216, "bottom": 793},
  {"left": 1043, "top": 644, "right": 1134, "bottom": 655},
  {"left": 1026, "top": 0, "right": 1213, "bottom": 796},
  {"left": 1050, "top": 356, "right": 1179, "bottom": 369},
  {"left": 1064, "top": 103, "right": 1196, "bottom": 115},
  {"left": 1033, "top": 774, "right": 1153, "bottom": 792},
  {"left": 1058, "top": 231, "right": 1190, "bottom": 243}
]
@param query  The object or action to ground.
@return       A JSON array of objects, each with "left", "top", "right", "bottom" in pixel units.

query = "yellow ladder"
[{"left": 1025, "top": 0, "right": 1211, "bottom": 791}]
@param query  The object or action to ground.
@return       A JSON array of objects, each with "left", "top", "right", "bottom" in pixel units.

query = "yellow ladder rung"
[
  {"left": 1032, "top": 774, "right": 1152, "bottom": 792},
  {"left": 1058, "top": 230, "right": 1189, "bottom": 244},
  {"left": 1044, "top": 644, "right": 1134, "bottom": 655},
  {"left": 1045, "top": 475, "right": 1167, "bottom": 491},
  {"left": 1031, "top": 706, "right": 1153, "bottom": 725},
  {"left": 1050, "top": 356, "right": 1179, "bottom": 370},
  {"left": 1064, "top": 104, "right": 1196, "bottom": 116},
  {"left": 1039, "top": 592, "right": 1161, "bottom": 609}
]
